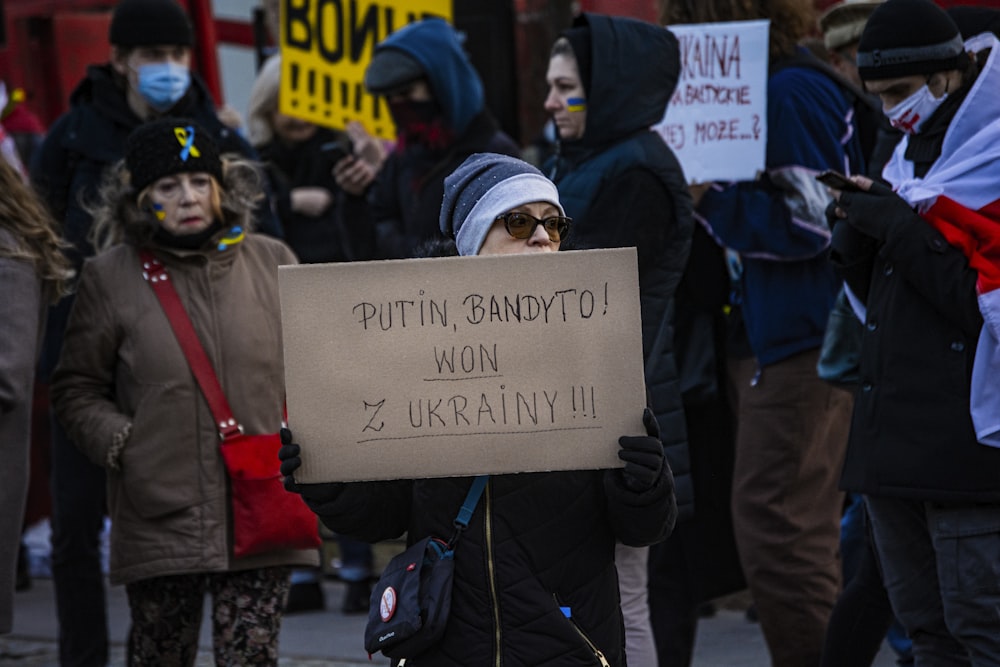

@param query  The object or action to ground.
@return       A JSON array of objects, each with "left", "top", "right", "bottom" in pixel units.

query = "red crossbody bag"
[{"left": 140, "top": 250, "right": 320, "bottom": 558}]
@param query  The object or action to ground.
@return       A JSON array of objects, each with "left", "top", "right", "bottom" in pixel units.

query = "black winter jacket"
[
  {"left": 832, "top": 210, "right": 1000, "bottom": 502},
  {"left": 358, "top": 111, "right": 519, "bottom": 259},
  {"left": 309, "top": 467, "right": 676, "bottom": 667},
  {"left": 830, "top": 64, "right": 1000, "bottom": 503},
  {"left": 546, "top": 14, "right": 695, "bottom": 518},
  {"left": 259, "top": 128, "right": 375, "bottom": 263}
]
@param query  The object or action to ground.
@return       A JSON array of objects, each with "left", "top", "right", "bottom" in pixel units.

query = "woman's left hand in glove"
[{"left": 616, "top": 408, "right": 665, "bottom": 492}]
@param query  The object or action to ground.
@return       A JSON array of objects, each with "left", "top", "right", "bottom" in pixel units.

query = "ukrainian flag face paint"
[
  {"left": 151, "top": 202, "right": 167, "bottom": 221},
  {"left": 544, "top": 53, "right": 588, "bottom": 141}
]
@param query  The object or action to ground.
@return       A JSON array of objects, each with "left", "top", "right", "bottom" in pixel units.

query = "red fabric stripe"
[{"left": 925, "top": 195, "right": 1000, "bottom": 293}]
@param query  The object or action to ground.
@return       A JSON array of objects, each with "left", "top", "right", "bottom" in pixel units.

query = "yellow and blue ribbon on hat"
[{"left": 174, "top": 125, "right": 201, "bottom": 161}]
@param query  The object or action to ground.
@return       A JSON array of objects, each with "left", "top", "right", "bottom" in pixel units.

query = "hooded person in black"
[
  {"left": 345, "top": 18, "right": 519, "bottom": 259},
  {"left": 28, "top": 1, "right": 279, "bottom": 663},
  {"left": 544, "top": 14, "right": 694, "bottom": 666}
]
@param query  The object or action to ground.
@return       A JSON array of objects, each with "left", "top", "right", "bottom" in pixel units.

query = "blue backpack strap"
[{"left": 448, "top": 475, "right": 488, "bottom": 547}]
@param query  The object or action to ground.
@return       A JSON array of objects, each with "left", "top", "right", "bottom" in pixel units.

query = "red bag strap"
[{"left": 139, "top": 250, "right": 243, "bottom": 441}]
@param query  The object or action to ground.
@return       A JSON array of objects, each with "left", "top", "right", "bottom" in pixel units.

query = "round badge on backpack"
[{"left": 380, "top": 586, "right": 397, "bottom": 622}]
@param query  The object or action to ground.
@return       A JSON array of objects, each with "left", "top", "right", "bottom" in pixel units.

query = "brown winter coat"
[
  {"left": 0, "top": 228, "right": 45, "bottom": 632},
  {"left": 52, "top": 234, "right": 317, "bottom": 585}
]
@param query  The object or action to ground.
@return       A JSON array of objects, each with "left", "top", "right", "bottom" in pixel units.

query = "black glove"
[
  {"left": 278, "top": 427, "right": 304, "bottom": 492},
  {"left": 617, "top": 408, "right": 664, "bottom": 493},
  {"left": 837, "top": 181, "right": 916, "bottom": 242},
  {"left": 278, "top": 427, "right": 345, "bottom": 504},
  {"left": 825, "top": 197, "right": 843, "bottom": 233}
]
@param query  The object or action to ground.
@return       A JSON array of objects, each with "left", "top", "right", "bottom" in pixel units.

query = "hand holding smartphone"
[
  {"left": 816, "top": 170, "right": 864, "bottom": 192},
  {"left": 320, "top": 137, "right": 354, "bottom": 164}
]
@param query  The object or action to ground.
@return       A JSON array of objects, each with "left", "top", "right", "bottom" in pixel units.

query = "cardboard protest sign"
[
  {"left": 279, "top": 0, "right": 451, "bottom": 139},
  {"left": 653, "top": 20, "right": 769, "bottom": 183},
  {"left": 279, "top": 249, "right": 647, "bottom": 483}
]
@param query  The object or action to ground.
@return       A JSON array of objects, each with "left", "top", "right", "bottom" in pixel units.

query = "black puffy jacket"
[{"left": 309, "top": 465, "right": 675, "bottom": 666}]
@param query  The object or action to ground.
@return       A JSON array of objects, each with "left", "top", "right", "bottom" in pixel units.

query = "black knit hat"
[
  {"left": 857, "top": 0, "right": 965, "bottom": 80},
  {"left": 125, "top": 118, "right": 223, "bottom": 192},
  {"left": 109, "top": 0, "right": 194, "bottom": 48}
]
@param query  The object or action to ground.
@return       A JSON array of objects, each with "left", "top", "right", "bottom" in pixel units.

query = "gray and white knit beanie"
[{"left": 440, "top": 153, "right": 564, "bottom": 257}]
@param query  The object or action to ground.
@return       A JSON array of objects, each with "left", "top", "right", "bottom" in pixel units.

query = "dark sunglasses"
[{"left": 496, "top": 212, "right": 572, "bottom": 242}]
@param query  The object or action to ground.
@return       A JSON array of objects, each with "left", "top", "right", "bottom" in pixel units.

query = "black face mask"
[
  {"left": 388, "top": 98, "right": 438, "bottom": 132},
  {"left": 152, "top": 220, "right": 223, "bottom": 250},
  {"left": 388, "top": 99, "right": 453, "bottom": 151}
]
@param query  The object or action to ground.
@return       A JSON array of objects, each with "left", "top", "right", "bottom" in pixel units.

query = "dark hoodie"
[
  {"left": 357, "top": 19, "right": 520, "bottom": 259},
  {"left": 30, "top": 64, "right": 279, "bottom": 380},
  {"left": 546, "top": 13, "right": 696, "bottom": 519},
  {"left": 549, "top": 14, "right": 681, "bottom": 169}
]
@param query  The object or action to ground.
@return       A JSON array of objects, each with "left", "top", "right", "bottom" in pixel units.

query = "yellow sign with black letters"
[{"left": 279, "top": 0, "right": 452, "bottom": 139}]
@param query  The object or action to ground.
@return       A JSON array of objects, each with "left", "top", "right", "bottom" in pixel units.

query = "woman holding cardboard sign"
[
  {"left": 51, "top": 119, "right": 318, "bottom": 664},
  {"left": 279, "top": 152, "right": 677, "bottom": 667}
]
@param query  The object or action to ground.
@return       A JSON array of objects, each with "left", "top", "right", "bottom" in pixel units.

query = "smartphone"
[
  {"left": 320, "top": 138, "right": 354, "bottom": 163},
  {"left": 816, "top": 170, "right": 863, "bottom": 192}
]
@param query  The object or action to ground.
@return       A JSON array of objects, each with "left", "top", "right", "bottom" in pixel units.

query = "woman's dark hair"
[{"left": 658, "top": 0, "right": 816, "bottom": 62}]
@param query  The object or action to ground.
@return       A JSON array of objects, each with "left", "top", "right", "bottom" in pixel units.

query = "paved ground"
[{"left": 1, "top": 577, "right": 900, "bottom": 666}]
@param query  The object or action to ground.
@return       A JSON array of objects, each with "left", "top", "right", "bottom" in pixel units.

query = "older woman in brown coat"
[{"left": 51, "top": 118, "right": 315, "bottom": 665}]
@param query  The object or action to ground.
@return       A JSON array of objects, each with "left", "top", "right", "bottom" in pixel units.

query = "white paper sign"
[{"left": 654, "top": 20, "right": 770, "bottom": 183}]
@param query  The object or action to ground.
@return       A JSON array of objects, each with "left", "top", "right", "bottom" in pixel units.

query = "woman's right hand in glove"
[{"left": 279, "top": 427, "right": 345, "bottom": 505}]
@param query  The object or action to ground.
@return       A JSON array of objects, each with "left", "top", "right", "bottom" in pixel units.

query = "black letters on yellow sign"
[
  {"left": 281, "top": 0, "right": 446, "bottom": 131},
  {"left": 284, "top": 0, "right": 443, "bottom": 65}
]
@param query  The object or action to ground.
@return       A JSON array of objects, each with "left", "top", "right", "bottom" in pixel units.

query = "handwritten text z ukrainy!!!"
[{"left": 359, "top": 385, "right": 600, "bottom": 440}]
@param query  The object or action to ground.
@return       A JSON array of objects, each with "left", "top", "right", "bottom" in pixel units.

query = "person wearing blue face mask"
[
  {"left": 29, "top": 1, "right": 282, "bottom": 664},
  {"left": 128, "top": 52, "right": 192, "bottom": 113}
]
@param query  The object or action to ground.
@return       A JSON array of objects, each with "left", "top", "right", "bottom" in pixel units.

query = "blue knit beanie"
[{"left": 440, "top": 153, "right": 564, "bottom": 257}]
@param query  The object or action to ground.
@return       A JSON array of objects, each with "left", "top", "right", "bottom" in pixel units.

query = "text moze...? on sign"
[
  {"left": 279, "top": 248, "right": 647, "bottom": 483},
  {"left": 653, "top": 19, "right": 769, "bottom": 183}
]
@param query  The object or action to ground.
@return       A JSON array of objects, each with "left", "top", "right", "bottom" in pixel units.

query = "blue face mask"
[{"left": 136, "top": 62, "right": 190, "bottom": 112}]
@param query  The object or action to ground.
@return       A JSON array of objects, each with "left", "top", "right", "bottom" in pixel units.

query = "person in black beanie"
[
  {"left": 51, "top": 118, "right": 313, "bottom": 665},
  {"left": 828, "top": 0, "right": 1000, "bottom": 663},
  {"left": 29, "top": 2, "right": 280, "bottom": 664}
]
